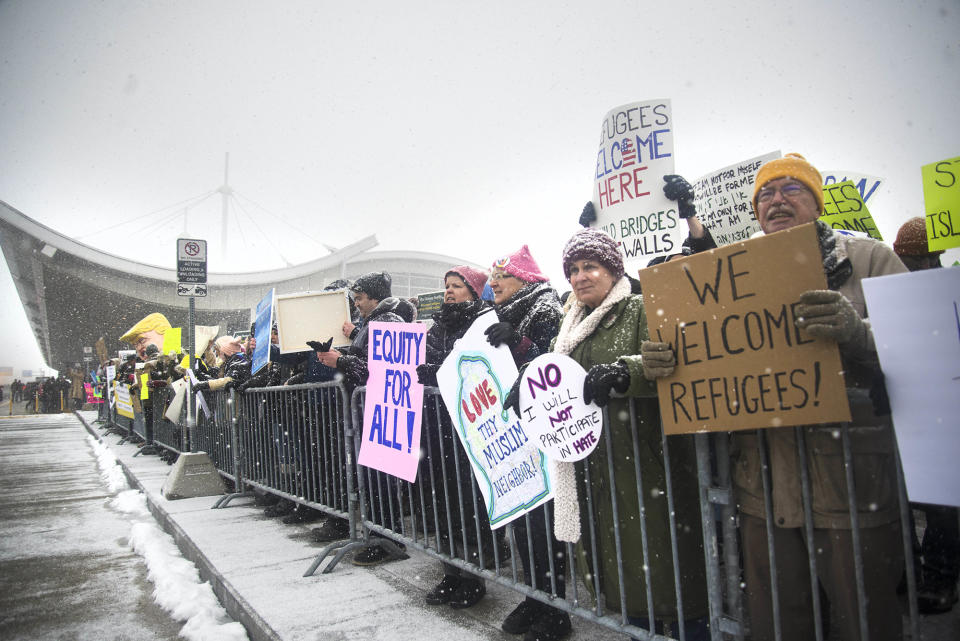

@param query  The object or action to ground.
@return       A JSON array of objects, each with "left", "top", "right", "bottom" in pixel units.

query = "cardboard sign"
[
  {"left": 275, "top": 290, "right": 352, "bottom": 353},
  {"left": 822, "top": 170, "right": 884, "bottom": 206},
  {"left": 591, "top": 100, "right": 682, "bottom": 272},
  {"left": 416, "top": 291, "right": 444, "bottom": 321},
  {"left": 693, "top": 151, "right": 780, "bottom": 246},
  {"left": 637, "top": 223, "right": 851, "bottom": 434},
  {"left": 105, "top": 365, "right": 116, "bottom": 407},
  {"left": 116, "top": 383, "right": 135, "bottom": 419},
  {"left": 862, "top": 267, "right": 960, "bottom": 507},
  {"left": 251, "top": 289, "right": 275, "bottom": 375},
  {"left": 921, "top": 156, "right": 960, "bottom": 252},
  {"left": 437, "top": 311, "right": 553, "bottom": 528},
  {"left": 517, "top": 354, "right": 602, "bottom": 462},
  {"left": 820, "top": 181, "right": 882, "bottom": 240},
  {"left": 358, "top": 322, "right": 426, "bottom": 483},
  {"left": 164, "top": 378, "right": 188, "bottom": 423}
]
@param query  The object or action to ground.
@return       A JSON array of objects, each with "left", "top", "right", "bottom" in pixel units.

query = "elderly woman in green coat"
[{"left": 549, "top": 228, "right": 709, "bottom": 640}]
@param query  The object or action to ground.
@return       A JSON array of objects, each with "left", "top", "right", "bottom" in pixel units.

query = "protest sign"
[
  {"left": 116, "top": 383, "right": 134, "bottom": 419},
  {"left": 693, "top": 151, "right": 780, "bottom": 246},
  {"left": 276, "top": 290, "right": 351, "bottom": 353},
  {"left": 357, "top": 322, "right": 426, "bottom": 483},
  {"left": 196, "top": 390, "right": 211, "bottom": 419},
  {"left": 820, "top": 180, "right": 882, "bottom": 239},
  {"left": 921, "top": 156, "right": 960, "bottom": 252},
  {"left": 416, "top": 291, "right": 444, "bottom": 321},
  {"left": 862, "top": 267, "right": 960, "bottom": 507},
  {"left": 516, "top": 353, "right": 601, "bottom": 462},
  {"left": 437, "top": 312, "right": 552, "bottom": 528},
  {"left": 637, "top": 223, "right": 850, "bottom": 434},
  {"left": 164, "top": 378, "right": 188, "bottom": 423},
  {"left": 822, "top": 170, "right": 884, "bottom": 206},
  {"left": 139, "top": 373, "right": 149, "bottom": 400},
  {"left": 251, "top": 289, "right": 275, "bottom": 375},
  {"left": 105, "top": 365, "right": 115, "bottom": 407},
  {"left": 84, "top": 382, "right": 101, "bottom": 404},
  {"left": 591, "top": 100, "right": 682, "bottom": 272},
  {"left": 162, "top": 328, "right": 182, "bottom": 356}
]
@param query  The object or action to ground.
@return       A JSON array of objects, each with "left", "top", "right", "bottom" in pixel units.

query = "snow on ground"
[{"left": 88, "top": 435, "right": 249, "bottom": 641}]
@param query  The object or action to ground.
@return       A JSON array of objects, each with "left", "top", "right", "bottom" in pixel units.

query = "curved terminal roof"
[{"left": 0, "top": 199, "right": 480, "bottom": 370}]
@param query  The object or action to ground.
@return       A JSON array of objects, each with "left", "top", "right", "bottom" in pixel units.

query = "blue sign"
[{"left": 251, "top": 289, "right": 275, "bottom": 375}]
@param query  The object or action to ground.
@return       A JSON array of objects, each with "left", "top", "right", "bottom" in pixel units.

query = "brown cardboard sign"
[{"left": 637, "top": 223, "right": 851, "bottom": 434}]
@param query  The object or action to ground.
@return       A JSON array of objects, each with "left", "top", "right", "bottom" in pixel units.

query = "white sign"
[
  {"left": 177, "top": 282, "right": 208, "bottom": 297},
  {"left": 176, "top": 238, "right": 207, "bottom": 284},
  {"left": 862, "top": 267, "right": 960, "bottom": 507},
  {"left": 692, "top": 151, "right": 781, "bottom": 246},
  {"left": 275, "top": 289, "right": 352, "bottom": 352},
  {"left": 517, "top": 354, "right": 602, "bottom": 462},
  {"left": 591, "top": 100, "right": 682, "bottom": 272},
  {"left": 437, "top": 311, "right": 553, "bottom": 529},
  {"left": 821, "top": 169, "right": 884, "bottom": 206}
]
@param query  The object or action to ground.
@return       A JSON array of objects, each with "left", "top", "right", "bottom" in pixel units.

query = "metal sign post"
[{"left": 177, "top": 238, "right": 207, "bottom": 453}]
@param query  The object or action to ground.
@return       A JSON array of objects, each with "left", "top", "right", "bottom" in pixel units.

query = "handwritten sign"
[
  {"left": 416, "top": 291, "right": 444, "bottom": 321},
  {"left": 820, "top": 180, "right": 882, "bottom": 239},
  {"left": 105, "top": 365, "right": 116, "bottom": 407},
  {"left": 116, "top": 383, "right": 135, "bottom": 419},
  {"left": 591, "top": 100, "right": 682, "bottom": 272},
  {"left": 358, "top": 322, "right": 426, "bottom": 483},
  {"left": 922, "top": 156, "right": 960, "bottom": 252},
  {"left": 637, "top": 223, "right": 851, "bottom": 434},
  {"left": 251, "top": 289, "right": 275, "bottom": 375},
  {"left": 437, "top": 312, "right": 553, "bottom": 528},
  {"left": 517, "top": 354, "right": 601, "bottom": 461},
  {"left": 822, "top": 169, "right": 884, "bottom": 206},
  {"left": 693, "top": 151, "right": 780, "bottom": 246},
  {"left": 862, "top": 267, "right": 960, "bottom": 507}
]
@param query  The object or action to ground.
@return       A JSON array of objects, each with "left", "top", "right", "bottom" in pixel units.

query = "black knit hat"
[
  {"left": 351, "top": 271, "right": 392, "bottom": 301},
  {"left": 561, "top": 228, "right": 624, "bottom": 280}
]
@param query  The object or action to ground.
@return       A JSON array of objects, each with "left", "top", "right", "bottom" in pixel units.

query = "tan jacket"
[{"left": 732, "top": 233, "right": 908, "bottom": 529}]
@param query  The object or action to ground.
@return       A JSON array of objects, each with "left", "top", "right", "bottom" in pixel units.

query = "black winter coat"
[{"left": 336, "top": 297, "right": 405, "bottom": 388}]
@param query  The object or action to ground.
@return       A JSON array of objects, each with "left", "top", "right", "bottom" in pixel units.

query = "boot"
[
  {"left": 425, "top": 574, "right": 461, "bottom": 606},
  {"left": 448, "top": 577, "right": 486, "bottom": 609}
]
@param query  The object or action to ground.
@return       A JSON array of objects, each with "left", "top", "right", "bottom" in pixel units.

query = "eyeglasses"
[
  {"left": 756, "top": 182, "right": 811, "bottom": 204},
  {"left": 489, "top": 271, "right": 516, "bottom": 282}
]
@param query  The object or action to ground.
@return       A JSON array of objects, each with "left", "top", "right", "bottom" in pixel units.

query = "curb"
[{"left": 75, "top": 411, "right": 281, "bottom": 641}]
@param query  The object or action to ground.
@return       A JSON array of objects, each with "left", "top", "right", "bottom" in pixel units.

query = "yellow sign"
[
  {"left": 115, "top": 383, "right": 135, "bottom": 419},
  {"left": 140, "top": 373, "right": 150, "bottom": 399},
  {"left": 922, "top": 156, "right": 960, "bottom": 252},
  {"left": 820, "top": 181, "right": 882, "bottom": 239},
  {"left": 162, "top": 327, "right": 183, "bottom": 356},
  {"left": 637, "top": 223, "right": 851, "bottom": 435}
]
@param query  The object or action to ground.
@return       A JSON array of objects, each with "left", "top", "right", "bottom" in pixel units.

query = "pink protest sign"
[{"left": 358, "top": 321, "right": 427, "bottom": 483}]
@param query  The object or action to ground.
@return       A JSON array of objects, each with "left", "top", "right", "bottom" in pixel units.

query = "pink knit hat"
[
  {"left": 446, "top": 265, "right": 489, "bottom": 299},
  {"left": 492, "top": 245, "right": 548, "bottom": 283}
]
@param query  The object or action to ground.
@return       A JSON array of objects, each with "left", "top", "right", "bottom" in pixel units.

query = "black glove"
[
  {"left": 307, "top": 338, "right": 334, "bottom": 353},
  {"left": 416, "top": 363, "right": 439, "bottom": 386},
  {"left": 663, "top": 174, "right": 696, "bottom": 219},
  {"left": 193, "top": 380, "right": 210, "bottom": 392},
  {"left": 485, "top": 322, "right": 521, "bottom": 349},
  {"left": 503, "top": 374, "right": 523, "bottom": 418},
  {"left": 579, "top": 201, "right": 597, "bottom": 227},
  {"left": 583, "top": 361, "right": 631, "bottom": 407}
]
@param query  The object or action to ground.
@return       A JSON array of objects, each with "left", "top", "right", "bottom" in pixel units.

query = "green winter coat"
[{"left": 568, "top": 294, "right": 708, "bottom": 620}]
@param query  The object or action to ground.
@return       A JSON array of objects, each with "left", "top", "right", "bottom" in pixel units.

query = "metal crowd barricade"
[
  {"left": 192, "top": 389, "right": 235, "bottom": 481},
  {"left": 214, "top": 380, "right": 362, "bottom": 574},
  {"left": 150, "top": 384, "right": 186, "bottom": 455},
  {"left": 348, "top": 385, "right": 736, "bottom": 640}
]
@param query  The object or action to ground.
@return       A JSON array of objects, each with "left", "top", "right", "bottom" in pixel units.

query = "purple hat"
[
  {"left": 446, "top": 266, "right": 489, "bottom": 300},
  {"left": 492, "top": 245, "right": 548, "bottom": 283},
  {"left": 561, "top": 228, "right": 624, "bottom": 280}
]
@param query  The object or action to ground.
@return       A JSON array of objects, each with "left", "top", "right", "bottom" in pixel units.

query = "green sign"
[
  {"left": 417, "top": 291, "right": 444, "bottom": 321},
  {"left": 820, "top": 181, "right": 882, "bottom": 240},
  {"left": 921, "top": 156, "right": 960, "bottom": 252}
]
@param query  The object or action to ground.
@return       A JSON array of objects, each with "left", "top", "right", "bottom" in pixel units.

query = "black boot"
[
  {"left": 502, "top": 599, "right": 545, "bottom": 634},
  {"left": 425, "top": 574, "right": 461, "bottom": 606},
  {"left": 448, "top": 577, "right": 485, "bottom": 609},
  {"left": 264, "top": 498, "right": 295, "bottom": 517},
  {"left": 524, "top": 607, "right": 571, "bottom": 641}
]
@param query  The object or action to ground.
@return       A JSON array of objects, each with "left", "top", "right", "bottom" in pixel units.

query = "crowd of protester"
[{"left": 96, "top": 153, "right": 956, "bottom": 641}]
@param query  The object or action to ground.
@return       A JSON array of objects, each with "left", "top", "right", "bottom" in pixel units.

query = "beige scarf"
[{"left": 551, "top": 276, "right": 632, "bottom": 542}]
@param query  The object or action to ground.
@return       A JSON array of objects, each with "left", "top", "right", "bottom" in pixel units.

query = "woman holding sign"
[
  {"left": 416, "top": 265, "right": 494, "bottom": 609},
  {"left": 549, "top": 228, "right": 708, "bottom": 640}
]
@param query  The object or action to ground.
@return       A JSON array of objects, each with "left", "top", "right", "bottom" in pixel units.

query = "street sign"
[
  {"left": 177, "top": 282, "right": 208, "bottom": 297},
  {"left": 177, "top": 238, "right": 207, "bottom": 284}
]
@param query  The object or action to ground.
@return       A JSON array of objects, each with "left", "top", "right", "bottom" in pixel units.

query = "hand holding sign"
[{"left": 517, "top": 354, "right": 603, "bottom": 462}]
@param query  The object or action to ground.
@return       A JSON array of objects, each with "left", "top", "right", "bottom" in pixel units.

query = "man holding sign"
[{"left": 643, "top": 153, "right": 907, "bottom": 641}]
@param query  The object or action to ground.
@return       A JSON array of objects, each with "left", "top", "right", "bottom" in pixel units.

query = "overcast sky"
[{"left": 1, "top": 0, "right": 958, "bottom": 375}]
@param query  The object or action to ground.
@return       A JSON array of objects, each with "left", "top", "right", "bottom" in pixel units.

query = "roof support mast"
[{"left": 219, "top": 152, "right": 232, "bottom": 260}]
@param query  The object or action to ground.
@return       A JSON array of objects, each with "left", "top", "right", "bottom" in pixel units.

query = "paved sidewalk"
[{"left": 76, "top": 411, "right": 626, "bottom": 641}]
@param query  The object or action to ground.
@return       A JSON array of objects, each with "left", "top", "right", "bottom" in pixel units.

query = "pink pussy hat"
[{"left": 492, "top": 245, "right": 549, "bottom": 283}]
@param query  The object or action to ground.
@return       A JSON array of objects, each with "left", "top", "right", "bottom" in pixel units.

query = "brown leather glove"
[{"left": 641, "top": 340, "right": 676, "bottom": 380}]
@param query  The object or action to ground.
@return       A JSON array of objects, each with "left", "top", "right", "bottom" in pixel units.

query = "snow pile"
[{"left": 87, "top": 435, "right": 249, "bottom": 641}]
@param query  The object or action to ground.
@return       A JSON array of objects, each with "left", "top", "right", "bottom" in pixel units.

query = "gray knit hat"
[
  {"left": 351, "top": 271, "right": 392, "bottom": 301},
  {"left": 561, "top": 228, "right": 624, "bottom": 280}
]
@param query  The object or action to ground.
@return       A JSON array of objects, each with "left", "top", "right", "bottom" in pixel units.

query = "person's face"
[
  {"left": 489, "top": 270, "right": 524, "bottom": 305},
  {"left": 353, "top": 291, "right": 378, "bottom": 318},
  {"left": 755, "top": 177, "right": 821, "bottom": 234},
  {"left": 899, "top": 253, "right": 942, "bottom": 271},
  {"left": 271, "top": 328, "right": 279, "bottom": 345},
  {"left": 444, "top": 275, "right": 475, "bottom": 303},
  {"left": 133, "top": 330, "right": 164, "bottom": 359},
  {"left": 568, "top": 259, "right": 616, "bottom": 308}
]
